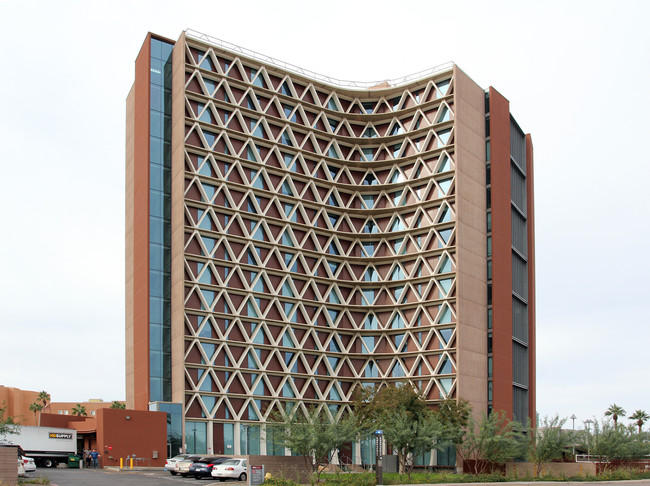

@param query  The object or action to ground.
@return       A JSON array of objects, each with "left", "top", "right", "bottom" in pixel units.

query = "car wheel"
[
  {"left": 239, "top": 473, "right": 247, "bottom": 481},
  {"left": 43, "top": 459, "right": 54, "bottom": 468},
  {"left": 170, "top": 471, "right": 177, "bottom": 475},
  {"left": 194, "top": 474, "right": 201, "bottom": 479}
]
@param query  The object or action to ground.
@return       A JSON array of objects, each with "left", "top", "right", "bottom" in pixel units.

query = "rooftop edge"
[{"left": 185, "top": 28, "right": 454, "bottom": 90}]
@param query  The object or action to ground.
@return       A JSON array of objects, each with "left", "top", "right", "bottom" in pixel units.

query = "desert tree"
[
  {"left": 0, "top": 403, "right": 20, "bottom": 439},
  {"left": 457, "top": 410, "right": 526, "bottom": 474},
  {"left": 267, "top": 404, "right": 359, "bottom": 483},
  {"left": 528, "top": 415, "right": 575, "bottom": 477}
]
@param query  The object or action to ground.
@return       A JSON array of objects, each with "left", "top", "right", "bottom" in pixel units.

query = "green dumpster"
[{"left": 68, "top": 454, "right": 81, "bottom": 468}]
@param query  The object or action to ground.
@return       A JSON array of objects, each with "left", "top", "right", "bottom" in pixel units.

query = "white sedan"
[
  {"left": 211, "top": 458, "right": 247, "bottom": 481},
  {"left": 21, "top": 456, "right": 36, "bottom": 473}
]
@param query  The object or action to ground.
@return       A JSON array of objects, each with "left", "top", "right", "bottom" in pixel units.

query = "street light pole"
[
  {"left": 584, "top": 419, "right": 593, "bottom": 460},
  {"left": 570, "top": 414, "right": 576, "bottom": 458}
]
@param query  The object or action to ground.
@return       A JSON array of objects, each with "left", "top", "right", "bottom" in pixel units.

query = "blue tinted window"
[
  {"left": 150, "top": 298, "right": 163, "bottom": 323},
  {"left": 150, "top": 245, "right": 163, "bottom": 271},
  {"left": 150, "top": 58, "right": 163, "bottom": 85},
  {"left": 150, "top": 39, "right": 163, "bottom": 59},
  {"left": 150, "top": 271, "right": 164, "bottom": 297},
  {"left": 148, "top": 38, "right": 174, "bottom": 402},
  {"left": 150, "top": 84, "right": 163, "bottom": 111},
  {"left": 149, "top": 110, "right": 165, "bottom": 138},
  {"left": 186, "top": 422, "right": 207, "bottom": 454}
]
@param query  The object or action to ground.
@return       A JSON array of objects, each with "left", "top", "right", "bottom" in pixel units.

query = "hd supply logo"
[{"left": 49, "top": 433, "right": 73, "bottom": 440}]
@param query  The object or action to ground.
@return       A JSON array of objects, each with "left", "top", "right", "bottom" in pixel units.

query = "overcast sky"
[{"left": 1, "top": 0, "right": 648, "bottom": 428}]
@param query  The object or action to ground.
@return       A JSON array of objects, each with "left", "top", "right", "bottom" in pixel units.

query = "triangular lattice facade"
[{"left": 126, "top": 30, "right": 535, "bottom": 460}]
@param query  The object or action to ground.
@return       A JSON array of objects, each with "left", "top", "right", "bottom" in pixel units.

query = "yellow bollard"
[
  {"left": 130, "top": 457, "right": 134, "bottom": 470},
  {"left": 120, "top": 457, "right": 123, "bottom": 470}
]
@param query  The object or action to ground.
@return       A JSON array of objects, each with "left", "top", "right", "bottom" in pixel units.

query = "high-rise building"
[{"left": 126, "top": 30, "right": 535, "bottom": 461}]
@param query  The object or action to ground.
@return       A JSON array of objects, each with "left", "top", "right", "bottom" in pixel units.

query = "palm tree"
[
  {"left": 28, "top": 402, "right": 43, "bottom": 426},
  {"left": 629, "top": 410, "right": 650, "bottom": 433},
  {"left": 72, "top": 404, "right": 87, "bottom": 416},
  {"left": 38, "top": 391, "right": 50, "bottom": 413},
  {"left": 605, "top": 404, "right": 626, "bottom": 429}
]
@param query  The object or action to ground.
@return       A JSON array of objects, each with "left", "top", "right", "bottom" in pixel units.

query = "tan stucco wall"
[
  {"left": 170, "top": 31, "right": 187, "bottom": 406},
  {"left": 0, "top": 386, "right": 39, "bottom": 426},
  {"left": 453, "top": 66, "right": 488, "bottom": 419},
  {"left": 125, "top": 83, "right": 135, "bottom": 409}
]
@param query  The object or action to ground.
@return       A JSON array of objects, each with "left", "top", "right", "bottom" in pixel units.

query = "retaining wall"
[
  {"left": 0, "top": 446, "right": 18, "bottom": 486},
  {"left": 506, "top": 461, "right": 597, "bottom": 478}
]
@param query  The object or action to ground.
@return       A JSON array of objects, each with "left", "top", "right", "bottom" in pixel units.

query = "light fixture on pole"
[
  {"left": 584, "top": 419, "right": 594, "bottom": 460},
  {"left": 570, "top": 414, "right": 576, "bottom": 457}
]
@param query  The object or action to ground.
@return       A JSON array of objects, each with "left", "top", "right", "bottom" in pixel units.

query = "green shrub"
[
  {"left": 19, "top": 477, "right": 51, "bottom": 485},
  {"left": 316, "top": 468, "right": 650, "bottom": 484},
  {"left": 321, "top": 472, "right": 375, "bottom": 486},
  {"left": 263, "top": 475, "right": 299, "bottom": 486},
  {"left": 380, "top": 472, "right": 506, "bottom": 484}
]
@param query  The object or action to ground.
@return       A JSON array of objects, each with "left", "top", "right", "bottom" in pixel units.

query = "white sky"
[{"left": 1, "top": 0, "right": 648, "bottom": 428}]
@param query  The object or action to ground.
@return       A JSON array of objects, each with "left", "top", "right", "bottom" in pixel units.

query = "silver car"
[
  {"left": 174, "top": 455, "right": 202, "bottom": 477},
  {"left": 165, "top": 454, "right": 191, "bottom": 475}
]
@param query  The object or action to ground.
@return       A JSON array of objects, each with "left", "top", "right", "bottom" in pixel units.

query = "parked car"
[
  {"left": 17, "top": 457, "right": 25, "bottom": 477},
  {"left": 165, "top": 454, "right": 191, "bottom": 475},
  {"left": 189, "top": 456, "right": 229, "bottom": 479},
  {"left": 21, "top": 456, "right": 36, "bottom": 473},
  {"left": 175, "top": 455, "right": 202, "bottom": 477},
  {"left": 211, "top": 458, "right": 247, "bottom": 481}
]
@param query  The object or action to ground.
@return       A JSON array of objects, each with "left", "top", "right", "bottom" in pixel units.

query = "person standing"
[{"left": 90, "top": 449, "right": 99, "bottom": 468}]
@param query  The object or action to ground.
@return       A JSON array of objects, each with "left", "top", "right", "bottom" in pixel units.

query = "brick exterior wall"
[{"left": 0, "top": 446, "right": 18, "bottom": 486}]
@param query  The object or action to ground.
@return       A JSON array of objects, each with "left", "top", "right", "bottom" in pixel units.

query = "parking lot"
[{"left": 24, "top": 467, "right": 246, "bottom": 486}]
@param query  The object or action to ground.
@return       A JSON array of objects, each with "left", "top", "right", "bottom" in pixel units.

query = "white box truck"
[{"left": 2, "top": 426, "right": 77, "bottom": 467}]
